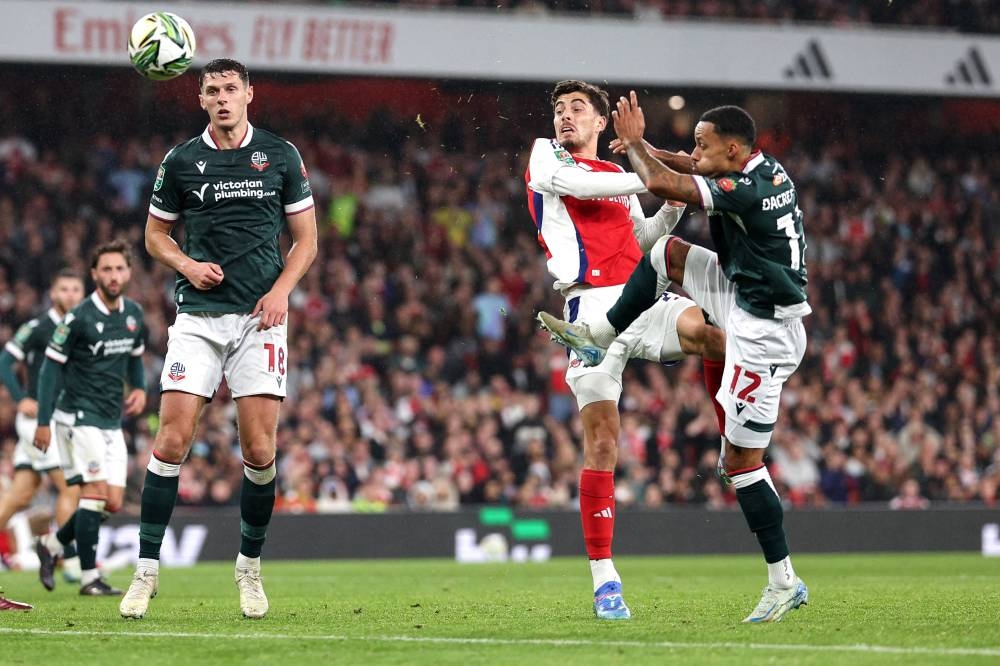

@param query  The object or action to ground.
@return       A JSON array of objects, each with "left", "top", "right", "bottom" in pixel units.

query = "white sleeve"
[
  {"left": 527, "top": 137, "right": 646, "bottom": 199},
  {"left": 631, "top": 200, "right": 686, "bottom": 253}
]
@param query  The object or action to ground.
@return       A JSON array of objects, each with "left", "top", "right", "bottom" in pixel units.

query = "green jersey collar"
[
  {"left": 90, "top": 291, "right": 124, "bottom": 315},
  {"left": 201, "top": 123, "right": 255, "bottom": 150},
  {"left": 741, "top": 150, "right": 765, "bottom": 174}
]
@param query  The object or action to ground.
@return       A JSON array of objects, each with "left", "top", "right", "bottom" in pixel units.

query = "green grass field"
[{"left": 1, "top": 553, "right": 998, "bottom": 665}]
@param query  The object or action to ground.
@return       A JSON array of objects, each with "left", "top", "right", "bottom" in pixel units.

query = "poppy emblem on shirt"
[
  {"left": 718, "top": 177, "right": 736, "bottom": 192},
  {"left": 250, "top": 151, "right": 270, "bottom": 171}
]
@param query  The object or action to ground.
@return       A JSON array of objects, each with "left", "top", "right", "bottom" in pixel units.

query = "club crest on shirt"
[
  {"left": 126, "top": 315, "right": 138, "bottom": 332},
  {"left": 250, "top": 151, "right": 270, "bottom": 171}
]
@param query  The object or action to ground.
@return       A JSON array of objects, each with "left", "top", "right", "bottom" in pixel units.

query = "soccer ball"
[{"left": 127, "top": 12, "right": 196, "bottom": 81}]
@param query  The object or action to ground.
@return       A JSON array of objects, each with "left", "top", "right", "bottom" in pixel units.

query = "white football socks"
[
  {"left": 588, "top": 315, "right": 618, "bottom": 348},
  {"left": 137, "top": 557, "right": 160, "bottom": 575},
  {"left": 237, "top": 553, "right": 261, "bottom": 571},
  {"left": 590, "top": 558, "right": 621, "bottom": 593},
  {"left": 767, "top": 556, "right": 797, "bottom": 589}
]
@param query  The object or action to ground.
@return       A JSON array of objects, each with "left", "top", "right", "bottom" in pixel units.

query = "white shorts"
[
  {"left": 682, "top": 245, "right": 806, "bottom": 448},
  {"left": 12, "top": 412, "right": 63, "bottom": 473},
  {"left": 61, "top": 424, "right": 127, "bottom": 487},
  {"left": 564, "top": 284, "right": 695, "bottom": 409},
  {"left": 160, "top": 312, "right": 288, "bottom": 399}
]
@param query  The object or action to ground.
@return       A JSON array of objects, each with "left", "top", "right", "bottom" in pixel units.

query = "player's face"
[
  {"left": 50, "top": 277, "right": 84, "bottom": 314},
  {"left": 691, "top": 121, "right": 739, "bottom": 177},
  {"left": 552, "top": 93, "right": 606, "bottom": 153},
  {"left": 90, "top": 253, "right": 131, "bottom": 301},
  {"left": 199, "top": 71, "right": 253, "bottom": 132}
]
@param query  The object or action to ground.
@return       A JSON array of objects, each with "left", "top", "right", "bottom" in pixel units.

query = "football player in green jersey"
[
  {"left": 0, "top": 270, "right": 84, "bottom": 577},
  {"left": 33, "top": 240, "right": 147, "bottom": 596},
  {"left": 120, "top": 58, "right": 318, "bottom": 620},
  {"left": 540, "top": 92, "right": 809, "bottom": 623}
]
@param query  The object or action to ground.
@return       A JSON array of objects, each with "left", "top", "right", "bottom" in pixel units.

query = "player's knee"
[
  {"left": 722, "top": 442, "right": 765, "bottom": 474},
  {"left": 241, "top": 439, "right": 276, "bottom": 469},
  {"left": 155, "top": 422, "right": 195, "bottom": 461},
  {"left": 666, "top": 237, "right": 692, "bottom": 285},
  {"left": 702, "top": 325, "right": 726, "bottom": 361}
]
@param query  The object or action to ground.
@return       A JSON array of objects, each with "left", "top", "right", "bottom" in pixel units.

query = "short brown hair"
[
  {"left": 199, "top": 58, "right": 250, "bottom": 90},
  {"left": 52, "top": 268, "right": 83, "bottom": 285},
  {"left": 551, "top": 80, "right": 610, "bottom": 119},
  {"left": 90, "top": 239, "right": 133, "bottom": 269}
]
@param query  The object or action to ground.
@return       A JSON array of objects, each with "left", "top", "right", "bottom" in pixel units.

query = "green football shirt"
[
  {"left": 4, "top": 308, "right": 61, "bottom": 399},
  {"left": 692, "top": 151, "right": 811, "bottom": 320},
  {"left": 45, "top": 293, "right": 146, "bottom": 428},
  {"left": 149, "top": 123, "right": 315, "bottom": 314}
]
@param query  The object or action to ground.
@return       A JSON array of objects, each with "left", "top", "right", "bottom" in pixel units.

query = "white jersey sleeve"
[
  {"left": 630, "top": 199, "right": 686, "bottom": 253},
  {"left": 528, "top": 138, "right": 645, "bottom": 199}
]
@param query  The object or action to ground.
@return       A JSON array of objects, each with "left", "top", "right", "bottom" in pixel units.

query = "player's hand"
[
  {"left": 33, "top": 425, "right": 51, "bottom": 453},
  {"left": 17, "top": 397, "right": 38, "bottom": 418},
  {"left": 611, "top": 90, "right": 646, "bottom": 146},
  {"left": 251, "top": 288, "right": 289, "bottom": 331},
  {"left": 183, "top": 261, "right": 225, "bottom": 290},
  {"left": 124, "top": 389, "right": 146, "bottom": 416},
  {"left": 609, "top": 137, "right": 657, "bottom": 156}
]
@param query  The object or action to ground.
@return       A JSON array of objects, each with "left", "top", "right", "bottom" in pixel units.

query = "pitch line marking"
[{"left": 2, "top": 627, "right": 999, "bottom": 658}]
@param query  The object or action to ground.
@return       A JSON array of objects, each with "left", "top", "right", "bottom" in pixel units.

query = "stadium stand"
[{"left": 0, "top": 65, "right": 997, "bottom": 518}]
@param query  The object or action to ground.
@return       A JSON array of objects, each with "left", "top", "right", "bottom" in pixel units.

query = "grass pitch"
[{"left": 1, "top": 553, "right": 998, "bottom": 665}]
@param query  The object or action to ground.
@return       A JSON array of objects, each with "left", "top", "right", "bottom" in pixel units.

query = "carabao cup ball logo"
[{"left": 128, "top": 12, "right": 197, "bottom": 81}]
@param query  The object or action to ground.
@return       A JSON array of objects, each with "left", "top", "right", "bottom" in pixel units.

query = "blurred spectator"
[{"left": 890, "top": 479, "right": 930, "bottom": 510}]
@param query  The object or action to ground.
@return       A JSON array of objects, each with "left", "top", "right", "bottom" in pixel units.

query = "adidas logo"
[
  {"left": 783, "top": 40, "right": 832, "bottom": 81},
  {"left": 945, "top": 47, "right": 992, "bottom": 88},
  {"left": 592, "top": 507, "right": 613, "bottom": 519}
]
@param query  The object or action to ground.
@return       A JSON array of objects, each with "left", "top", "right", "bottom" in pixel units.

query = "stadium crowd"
[{"left": 0, "top": 76, "right": 997, "bottom": 518}]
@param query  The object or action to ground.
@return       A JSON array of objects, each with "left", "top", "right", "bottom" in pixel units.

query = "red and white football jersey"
[{"left": 526, "top": 138, "right": 647, "bottom": 290}]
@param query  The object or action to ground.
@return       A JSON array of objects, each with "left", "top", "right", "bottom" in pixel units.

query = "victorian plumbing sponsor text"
[{"left": 193, "top": 179, "right": 276, "bottom": 203}]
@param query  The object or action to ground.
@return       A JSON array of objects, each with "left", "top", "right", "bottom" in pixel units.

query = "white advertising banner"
[{"left": 0, "top": 0, "right": 997, "bottom": 97}]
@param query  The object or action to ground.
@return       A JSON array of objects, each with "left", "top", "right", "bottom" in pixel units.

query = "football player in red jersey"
[{"left": 527, "top": 80, "right": 726, "bottom": 619}]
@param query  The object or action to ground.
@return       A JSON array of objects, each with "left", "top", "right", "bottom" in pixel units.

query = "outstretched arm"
[
  {"left": 549, "top": 167, "right": 646, "bottom": 199},
  {"left": 612, "top": 91, "right": 702, "bottom": 205},
  {"left": 527, "top": 138, "right": 646, "bottom": 200},
  {"left": 611, "top": 138, "right": 696, "bottom": 175}
]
